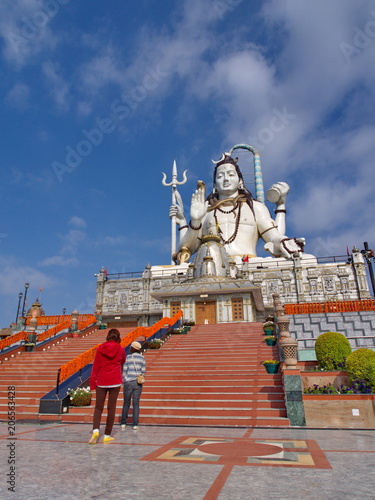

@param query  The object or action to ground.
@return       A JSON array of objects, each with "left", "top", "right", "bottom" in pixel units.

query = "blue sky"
[{"left": 1, "top": 0, "right": 375, "bottom": 327}]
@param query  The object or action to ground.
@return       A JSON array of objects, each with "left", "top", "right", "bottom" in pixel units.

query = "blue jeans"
[{"left": 121, "top": 380, "right": 143, "bottom": 426}]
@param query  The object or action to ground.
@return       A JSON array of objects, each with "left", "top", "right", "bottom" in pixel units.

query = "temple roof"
[
  {"left": 151, "top": 275, "right": 264, "bottom": 311},
  {"left": 26, "top": 298, "right": 45, "bottom": 317}
]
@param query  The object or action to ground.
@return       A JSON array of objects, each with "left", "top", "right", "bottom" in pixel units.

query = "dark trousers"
[
  {"left": 121, "top": 380, "right": 143, "bottom": 426},
  {"left": 93, "top": 386, "right": 121, "bottom": 436}
]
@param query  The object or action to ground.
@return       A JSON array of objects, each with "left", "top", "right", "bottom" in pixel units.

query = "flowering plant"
[
  {"left": 67, "top": 386, "right": 92, "bottom": 406},
  {"left": 262, "top": 359, "right": 280, "bottom": 365},
  {"left": 148, "top": 338, "right": 163, "bottom": 349},
  {"left": 304, "top": 380, "right": 374, "bottom": 395},
  {"left": 172, "top": 327, "right": 185, "bottom": 334},
  {"left": 307, "top": 361, "right": 346, "bottom": 372},
  {"left": 263, "top": 321, "right": 275, "bottom": 328}
]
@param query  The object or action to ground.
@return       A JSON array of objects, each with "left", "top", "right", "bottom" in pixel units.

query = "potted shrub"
[
  {"left": 264, "top": 335, "right": 277, "bottom": 346},
  {"left": 24, "top": 342, "right": 36, "bottom": 352},
  {"left": 67, "top": 386, "right": 92, "bottom": 406},
  {"left": 263, "top": 321, "right": 275, "bottom": 335},
  {"left": 147, "top": 339, "right": 163, "bottom": 349},
  {"left": 184, "top": 320, "right": 195, "bottom": 331},
  {"left": 262, "top": 360, "right": 280, "bottom": 374},
  {"left": 171, "top": 327, "right": 185, "bottom": 334},
  {"left": 24, "top": 333, "right": 37, "bottom": 352}
]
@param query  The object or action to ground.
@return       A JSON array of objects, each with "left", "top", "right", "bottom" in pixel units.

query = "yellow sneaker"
[
  {"left": 88, "top": 431, "right": 99, "bottom": 444},
  {"left": 103, "top": 436, "right": 115, "bottom": 443}
]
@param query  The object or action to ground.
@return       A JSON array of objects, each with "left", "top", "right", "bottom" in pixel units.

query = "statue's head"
[
  {"left": 214, "top": 163, "right": 241, "bottom": 198},
  {"left": 212, "top": 154, "right": 244, "bottom": 187},
  {"left": 209, "top": 153, "right": 253, "bottom": 205}
]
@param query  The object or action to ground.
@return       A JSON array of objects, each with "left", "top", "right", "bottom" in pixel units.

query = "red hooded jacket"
[{"left": 90, "top": 341, "right": 126, "bottom": 390}]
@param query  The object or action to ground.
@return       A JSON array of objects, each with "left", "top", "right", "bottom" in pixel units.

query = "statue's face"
[{"left": 214, "top": 163, "right": 240, "bottom": 197}]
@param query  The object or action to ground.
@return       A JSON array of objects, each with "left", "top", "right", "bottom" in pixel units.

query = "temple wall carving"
[{"left": 95, "top": 254, "right": 371, "bottom": 324}]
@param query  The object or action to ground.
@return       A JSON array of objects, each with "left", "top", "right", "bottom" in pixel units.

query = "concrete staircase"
[
  {"left": 0, "top": 328, "right": 133, "bottom": 421},
  {"left": 63, "top": 323, "right": 290, "bottom": 427},
  {"left": 0, "top": 323, "right": 289, "bottom": 427}
]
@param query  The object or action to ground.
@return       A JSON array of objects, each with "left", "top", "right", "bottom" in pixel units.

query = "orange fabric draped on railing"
[
  {"left": 77, "top": 315, "right": 97, "bottom": 331},
  {"left": 284, "top": 299, "right": 375, "bottom": 315},
  {"left": 37, "top": 320, "right": 71, "bottom": 343},
  {"left": 0, "top": 331, "right": 28, "bottom": 351},
  {"left": 0, "top": 320, "right": 73, "bottom": 351},
  {"left": 58, "top": 310, "right": 183, "bottom": 384},
  {"left": 25, "top": 314, "right": 94, "bottom": 326}
]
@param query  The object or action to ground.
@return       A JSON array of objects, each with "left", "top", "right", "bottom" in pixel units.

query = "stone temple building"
[{"left": 94, "top": 248, "right": 370, "bottom": 328}]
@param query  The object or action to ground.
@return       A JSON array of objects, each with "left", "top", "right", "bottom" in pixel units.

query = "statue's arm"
[
  {"left": 175, "top": 184, "right": 208, "bottom": 262},
  {"left": 169, "top": 204, "right": 188, "bottom": 236},
  {"left": 267, "top": 181, "right": 289, "bottom": 235},
  {"left": 254, "top": 202, "right": 304, "bottom": 258}
]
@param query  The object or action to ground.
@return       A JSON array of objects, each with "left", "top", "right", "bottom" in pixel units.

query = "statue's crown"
[{"left": 212, "top": 153, "right": 238, "bottom": 168}]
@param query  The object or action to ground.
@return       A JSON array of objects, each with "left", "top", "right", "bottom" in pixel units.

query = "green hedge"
[
  {"left": 315, "top": 331, "right": 351, "bottom": 370},
  {"left": 346, "top": 348, "right": 375, "bottom": 387}
]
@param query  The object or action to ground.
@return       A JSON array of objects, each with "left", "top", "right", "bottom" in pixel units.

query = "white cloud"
[
  {"left": 100, "top": 236, "right": 126, "bottom": 247},
  {"left": 76, "top": 0, "right": 222, "bottom": 103},
  {"left": 42, "top": 60, "right": 70, "bottom": 110},
  {"left": 8, "top": 166, "right": 55, "bottom": 190},
  {"left": 38, "top": 255, "right": 79, "bottom": 267},
  {"left": 60, "top": 229, "right": 86, "bottom": 255},
  {"left": 69, "top": 216, "right": 87, "bottom": 229},
  {"left": 0, "top": 0, "right": 60, "bottom": 67},
  {"left": 0, "top": 255, "right": 57, "bottom": 296},
  {"left": 5, "top": 82, "right": 30, "bottom": 109},
  {"left": 77, "top": 100, "right": 93, "bottom": 117},
  {"left": 39, "top": 219, "right": 88, "bottom": 268},
  {"left": 79, "top": 48, "right": 125, "bottom": 94}
]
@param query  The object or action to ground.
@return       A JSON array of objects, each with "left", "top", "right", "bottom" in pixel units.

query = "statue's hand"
[
  {"left": 190, "top": 186, "right": 208, "bottom": 222},
  {"left": 266, "top": 182, "right": 290, "bottom": 206},
  {"left": 169, "top": 205, "right": 186, "bottom": 226},
  {"left": 264, "top": 236, "right": 305, "bottom": 258},
  {"left": 279, "top": 237, "right": 305, "bottom": 258}
]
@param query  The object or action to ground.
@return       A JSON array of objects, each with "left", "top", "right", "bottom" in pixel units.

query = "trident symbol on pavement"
[{"left": 162, "top": 160, "right": 187, "bottom": 264}]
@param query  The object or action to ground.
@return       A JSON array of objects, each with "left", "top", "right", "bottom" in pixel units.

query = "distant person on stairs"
[
  {"left": 120, "top": 341, "right": 146, "bottom": 430},
  {"left": 89, "top": 329, "right": 125, "bottom": 444}
]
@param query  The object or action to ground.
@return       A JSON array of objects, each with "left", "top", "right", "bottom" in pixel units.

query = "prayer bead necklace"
[{"left": 213, "top": 202, "right": 242, "bottom": 244}]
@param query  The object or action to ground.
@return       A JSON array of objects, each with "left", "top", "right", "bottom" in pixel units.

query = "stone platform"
[{"left": 1, "top": 423, "right": 374, "bottom": 499}]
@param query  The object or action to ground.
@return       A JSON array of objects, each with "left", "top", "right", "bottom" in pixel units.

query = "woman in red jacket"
[{"left": 89, "top": 329, "right": 125, "bottom": 443}]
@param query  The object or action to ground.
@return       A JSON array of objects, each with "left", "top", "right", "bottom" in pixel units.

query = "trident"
[{"left": 162, "top": 160, "right": 187, "bottom": 264}]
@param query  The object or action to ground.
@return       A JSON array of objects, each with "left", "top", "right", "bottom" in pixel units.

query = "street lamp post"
[
  {"left": 361, "top": 242, "right": 375, "bottom": 297},
  {"left": 21, "top": 282, "right": 30, "bottom": 318},
  {"left": 15, "top": 292, "right": 23, "bottom": 323}
]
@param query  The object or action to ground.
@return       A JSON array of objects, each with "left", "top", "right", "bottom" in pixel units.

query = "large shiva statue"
[{"left": 167, "top": 144, "right": 306, "bottom": 275}]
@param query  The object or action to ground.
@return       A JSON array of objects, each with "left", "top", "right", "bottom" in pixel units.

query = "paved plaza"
[{"left": 1, "top": 423, "right": 374, "bottom": 499}]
